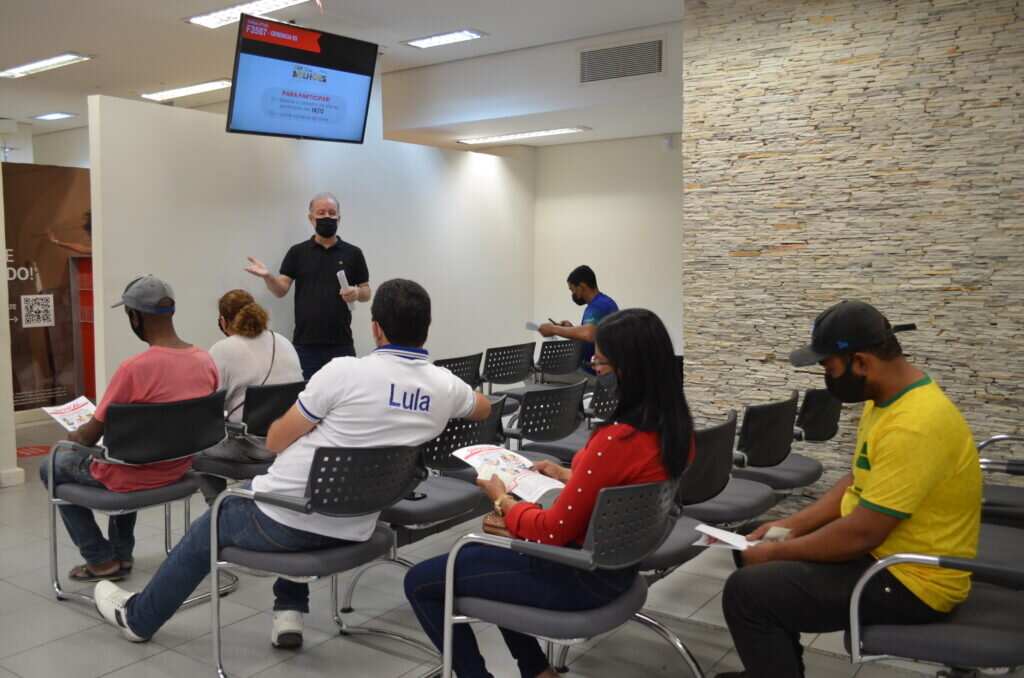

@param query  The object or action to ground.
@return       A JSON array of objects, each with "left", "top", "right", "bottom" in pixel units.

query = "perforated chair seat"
[
  {"left": 846, "top": 581, "right": 1024, "bottom": 668},
  {"left": 682, "top": 477, "right": 775, "bottom": 525},
  {"left": 732, "top": 453, "right": 823, "bottom": 491},
  {"left": 191, "top": 457, "right": 271, "bottom": 480},
  {"left": 522, "top": 427, "right": 590, "bottom": 463},
  {"left": 457, "top": 570, "right": 648, "bottom": 640},
  {"left": 220, "top": 523, "right": 393, "bottom": 578},
  {"left": 983, "top": 484, "right": 1023, "bottom": 507},
  {"left": 640, "top": 516, "right": 702, "bottom": 572},
  {"left": 380, "top": 476, "right": 485, "bottom": 525},
  {"left": 54, "top": 473, "right": 200, "bottom": 511}
]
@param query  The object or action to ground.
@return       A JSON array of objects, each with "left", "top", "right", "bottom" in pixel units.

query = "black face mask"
[
  {"left": 315, "top": 217, "right": 338, "bottom": 238},
  {"left": 128, "top": 310, "right": 146, "bottom": 343},
  {"left": 571, "top": 292, "right": 586, "bottom": 306},
  {"left": 597, "top": 370, "right": 620, "bottom": 398},
  {"left": 825, "top": 356, "right": 867, "bottom": 403}
]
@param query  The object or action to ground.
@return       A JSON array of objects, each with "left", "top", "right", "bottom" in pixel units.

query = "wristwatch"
[{"left": 494, "top": 494, "right": 514, "bottom": 516}]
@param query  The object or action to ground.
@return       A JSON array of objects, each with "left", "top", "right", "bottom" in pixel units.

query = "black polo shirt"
[{"left": 280, "top": 236, "right": 369, "bottom": 346}]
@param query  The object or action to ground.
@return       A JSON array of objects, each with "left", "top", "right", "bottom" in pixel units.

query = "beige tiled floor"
[{"left": 0, "top": 420, "right": 1014, "bottom": 677}]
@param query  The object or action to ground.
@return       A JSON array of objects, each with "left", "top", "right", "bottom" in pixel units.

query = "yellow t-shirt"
[{"left": 840, "top": 375, "right": 980, "bottom": 612}]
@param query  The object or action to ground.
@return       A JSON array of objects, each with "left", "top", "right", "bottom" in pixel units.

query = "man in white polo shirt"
[{"left": 92, "top": 279, "right": 491, "bottom": 649}]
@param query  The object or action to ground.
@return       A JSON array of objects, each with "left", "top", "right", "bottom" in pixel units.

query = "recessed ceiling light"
[
  {"left": 33, "top": 112, "right": 77, "bottom": 121},
  {"left": 403, "top": 29, "right": 486, "bottom": 49},
  {"left": 188, "top": 0, "right": 311, "bottom": 29},
  {"left": 457, "top": 126, "right": 591, "bottom": 145},
  {"left": 0, "top": 53, "right": 92, "bottom": 79},
  {"left": 141, "top": 79, "right": 233, "bottom": 102}
]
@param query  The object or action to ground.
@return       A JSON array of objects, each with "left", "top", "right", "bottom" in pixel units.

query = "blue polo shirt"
[{"left": 581, "top": 292, "right": 618, "bottom": 373}]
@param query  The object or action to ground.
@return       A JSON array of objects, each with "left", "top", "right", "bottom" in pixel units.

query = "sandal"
[
  {"left": 119, "top": 559, "right": 134, "bottom": 572},
  {"left": 68, "top": 562, "right": 128, "bottom": 582}
]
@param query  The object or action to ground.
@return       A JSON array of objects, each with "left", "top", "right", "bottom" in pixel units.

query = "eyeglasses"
[{"left": 589, "top": 357, "right": 613, "bottom": 368}]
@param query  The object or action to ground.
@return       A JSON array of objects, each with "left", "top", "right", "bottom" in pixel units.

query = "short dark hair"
[
  {"left": 593, "top": 308, "right": 693, "bottom": 479},
  {"left": 566, "top": 265, "right": 597, "bottom": 289},
  {"left": 835, "top": 335, "right": 903, "bottom": 362},
  {"left": 371, "top": 279, "right": 431, "bottom": 347}
]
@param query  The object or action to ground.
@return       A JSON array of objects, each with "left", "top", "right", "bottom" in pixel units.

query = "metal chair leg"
[
  {"left": 631, "top": 612, "right": 705, "bottom": 678},
  {"left": 339, "top": 539, "right": 413, "bottom": 613},
  {"left": 330, "top": 575, "right": 439, "bottom": 658},
  {"left": 553, "top": 643, "right": 570, "bottom": 673}
]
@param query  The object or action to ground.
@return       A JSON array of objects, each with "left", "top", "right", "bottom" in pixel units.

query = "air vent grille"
[{"left": 580, "top": 40, "right": 663, "bottom": 83}]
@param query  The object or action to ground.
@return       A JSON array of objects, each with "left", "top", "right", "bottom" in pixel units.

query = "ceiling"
[{"left": 1, "top": 0, "right": 682, "bottom": 146}]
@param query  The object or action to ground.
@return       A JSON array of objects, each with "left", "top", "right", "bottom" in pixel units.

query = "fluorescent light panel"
[
  {"left": 404, "top": 29, "right": 485, "bottom": 49},
  {"left": 0, "top": 53, "right": 91, "bottom": 79},
  {"left": 188, "top": 0, "right": 311, "bottom": 29},
  {"left": 141, "top": 79, "right": 232, "bottom": 102},
  {"left": 33, "top": 112, "right": 77, "bottom": 121},
  {"left": 457, "top": 126, "right": 591, "bottom": 145}
]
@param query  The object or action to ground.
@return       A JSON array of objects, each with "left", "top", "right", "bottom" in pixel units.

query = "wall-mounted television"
[{"left": 226, "top": 14, "right": 378, "bottom": 144}]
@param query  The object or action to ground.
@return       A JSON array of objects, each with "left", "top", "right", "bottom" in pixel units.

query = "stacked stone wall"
[{"left": 682, "top": 0, "right": 1024, "bottom": 493}]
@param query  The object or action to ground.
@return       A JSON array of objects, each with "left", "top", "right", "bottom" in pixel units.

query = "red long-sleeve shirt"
[{"left": 505, "top": 422, "right": 685, "bottom": 546}]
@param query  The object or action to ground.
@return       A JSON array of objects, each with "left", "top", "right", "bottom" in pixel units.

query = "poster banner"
[{"left": 2, "top": 162, "right": 92, "bottom": 411}]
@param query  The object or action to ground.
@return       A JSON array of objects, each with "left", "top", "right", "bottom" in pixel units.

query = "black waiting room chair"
[
  {"left": 499, "top": 339, "right": 585, "bottom": 402},
  {"left": 977, "top": 434, "right": 1024, "bottom": 529},
  {"left": 793, "top": 388, "right": 842, "bottom": 442},
  {"left": 418, "top": 480, "right": 705, "bottom": 678},
  {"left": 47, "top": 390, "right": 238, "bottom": 610},
  {"left": 434, "top": 353, "right": 483, "bottom": 391},
  {"left": 210, "top": 446, "right": 440, "bottom": 677},
  {"left": 422, "top": 395, "right": 508, "bottom": 484},
  {"left": 504, "top": 380, "right": 586, "bottom": 467},
  {"left": 480, "top": 341, "right": 536, "bottom": 415},
  {"left": 521, "top": 381, "right": 619, "bottom": 464},
  {"left": 191, "top": 380, "right": 306, "bottom": 483}
]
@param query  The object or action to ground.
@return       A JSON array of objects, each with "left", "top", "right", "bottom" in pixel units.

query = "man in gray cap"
[
  {"left": 40, "top": 275, "right": 219, "bottom": 583},
  {"left": 716, "top": 300, "right": 981, "bottom": 678}
]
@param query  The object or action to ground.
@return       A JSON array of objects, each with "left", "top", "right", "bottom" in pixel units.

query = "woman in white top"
[{"left": 198, "top": 289, "right": 303, "bottom": 500}]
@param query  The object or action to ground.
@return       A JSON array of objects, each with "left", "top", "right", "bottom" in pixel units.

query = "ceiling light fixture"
[
  {"left": 141, "top": 79, "right": 232, "bottom": 102},
  {"left": 457, "top": 126, "right": 591, "bottom": 145},
  {"left": 187, "top": 0, "right": 311, "bottom": 29},
  {"left": 403, "top": 29, "right": 486, "bottom": 49},
  {"left": 33, "top": 112, "right": 77, "bottom": 121},
  {"left": 0, "top": 53, "right": 92, "bottom": 79}
]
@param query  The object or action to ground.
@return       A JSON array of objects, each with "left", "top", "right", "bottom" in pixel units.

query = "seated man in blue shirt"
[{"left": 538, "top": 265, "right": 619, "bottom": 380}]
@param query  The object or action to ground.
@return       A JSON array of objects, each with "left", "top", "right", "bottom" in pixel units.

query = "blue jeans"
[
  {"left": 124, "top": 492, "right": 352, "bottom": 639},
  {"left": 39, "top": 449, "right": 137, "bottom": 565},
  {"left": 295, "top": 344, "right": 355, "bottom": 380},
  {"left": 404, "top": 544, "right": 637, "bottom": 678}
]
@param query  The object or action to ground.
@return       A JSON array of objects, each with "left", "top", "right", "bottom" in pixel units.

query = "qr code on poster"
[{"left": 22, "top": 294, "right": 55, "bottom": 328}]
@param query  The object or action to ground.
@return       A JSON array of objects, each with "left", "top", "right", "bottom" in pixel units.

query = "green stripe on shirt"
[{"left": 860, "top": 498, "right": 911, "bottom": 519}]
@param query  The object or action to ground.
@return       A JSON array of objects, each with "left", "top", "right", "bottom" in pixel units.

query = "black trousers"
[{"left": 722, "top": 555, "right": 946, "bottom": 678}]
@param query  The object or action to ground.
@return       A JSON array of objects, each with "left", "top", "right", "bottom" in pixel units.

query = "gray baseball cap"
[{"left": 111, "top": 275, "right": 175, "bottom": 314}]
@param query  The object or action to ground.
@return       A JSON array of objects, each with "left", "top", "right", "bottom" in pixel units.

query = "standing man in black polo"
[{"left": 244, "top": 192, "right": 370, "bottom": 379}]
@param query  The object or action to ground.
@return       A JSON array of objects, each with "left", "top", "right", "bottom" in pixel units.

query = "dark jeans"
[
  {"left": 722, "top": 555, "right": 947, "bottom": 678},
  {"left": 295, "top": 343, "right": 356, "bottom": 380},
  {"left": 124, "top": 491, "right": 351, "bottom": 639},
  {"left": 404, "top": 544, "right": 636, "bottom": 678},
  {"left": 39, "top": 449, "right": 137, "bottom": 565}
]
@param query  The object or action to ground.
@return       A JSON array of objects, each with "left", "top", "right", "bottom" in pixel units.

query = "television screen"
[{"left": 226, "top": 14, "right": 378, "bottom": 144}]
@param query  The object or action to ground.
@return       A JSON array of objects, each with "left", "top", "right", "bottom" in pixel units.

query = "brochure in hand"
[
  {"left": 42, "top": 396, "right": 96, "bottom": 431},
  {"left": 692, "top": 523, "right": 791, "bottom": 550},
  {"left": 453, "top": 444, "right": 564, "bottom": 508}
]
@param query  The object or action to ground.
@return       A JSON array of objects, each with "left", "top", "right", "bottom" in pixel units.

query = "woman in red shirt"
[{"left": 404, "top": 308, "right": 693, "bottom": 678}]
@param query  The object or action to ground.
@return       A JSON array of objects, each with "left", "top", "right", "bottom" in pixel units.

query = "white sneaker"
[
  {"left": 271, "top": 610, "right": 304, "bottom": 648},
  {"left": 94, "top": 580, "right": 150, "bottom": 642}
]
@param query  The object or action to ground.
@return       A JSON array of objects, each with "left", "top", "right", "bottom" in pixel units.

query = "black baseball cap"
[{"left": 789, "top": 300, "right": 914, "bottom": 367}]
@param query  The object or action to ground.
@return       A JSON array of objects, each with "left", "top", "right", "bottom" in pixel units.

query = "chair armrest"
[
  {"left": 733, "top": 450, "right": 748, "bottom": 467},
  {"left": 980, "top": 504, "right": 1024, "bottom": 524},
  {"left": 72, "top": 441, "right": 106, "bottom": 457},
  {"left": 793, "top": 426, "right": 806, "bottom": 442},
  {"left": 938, "top": 555, "right": 1024, "bottom": 590},
  {"left": 977, "top": 434, "right": 1024, "bottom": 451},
  {"left": 504, "top": 427, "right": 522, "bottom": 440},
  {"left": 980, "top": 458, "right": 1024, "bottom": 476},
  {"left": 510, "top": 540, "right": 596, "bottom": 570},
  {"left": 253, "top": 491, "right": 313, "bottom": 514}
]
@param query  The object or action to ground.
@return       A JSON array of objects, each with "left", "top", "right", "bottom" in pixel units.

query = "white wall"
[
  {"left": 0, "top": 168, "right": 26, "bottom": 486},
  {"left": 533, "top": 133, "right": 683, "bottom": 348},
  {"left": 32, "top": 127, "right": 90, "bottom": 168},
  {"left": 89, "top": 87, "right": 538, "bottom": 390},
  {"left": 1, "top": 123, "right": 34, "bottom": 164}
]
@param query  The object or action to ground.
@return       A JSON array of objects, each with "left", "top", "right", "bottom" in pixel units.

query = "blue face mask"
[{"left": 597, "top": 369, "right": 620, "bottom": 398}]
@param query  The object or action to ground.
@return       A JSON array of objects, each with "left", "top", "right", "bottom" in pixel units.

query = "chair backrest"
[
  {"left": 518, "top": 380, "right": 586, "bottom": 442},
  {"left": 678, "top": 410, "right": 737, "bottom": 506},
  {"left": 242, "top": 381, "right": 306, "bottom": 436},
  {"left": 481, "top": 342, "right": 536, "bottom": 385},
  {"left": 736, "top": 390, "right": 799, "bottom": 467},
  {"left": 796, "top": 388, "right": 842, "bottom": 442},
  {"left": 435, "top": 353, "right": 483, "bottom": 389},
  {"left": 419, "top": 396, "right": 506, "bottom": 469},
  {"left": 536, "top": 340, "right": 584, "bottom": 378},
  {"left": 583, "top": 480, "right": 679, "bottom": 570},
  {"left": 306, "top": 446, "right": 426, "bottom": 517},
  {"left": 104, "top": 390, "right": 227, "bottom": 464},
  {"left": 588, "top": 382, "right": 619, "bottom": 421}
]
